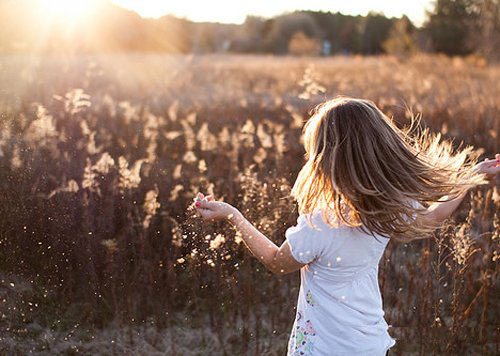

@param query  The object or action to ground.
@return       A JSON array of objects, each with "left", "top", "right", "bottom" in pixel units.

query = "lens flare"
[{"left": 39, "top": 0, "right": 96, "bottom": 25}]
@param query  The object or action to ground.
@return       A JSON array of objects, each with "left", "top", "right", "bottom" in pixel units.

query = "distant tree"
[
  {"left": 230, "top": 16, "right": 267, "bottom": 52},
  {"left": 424, "top": 0, "right": 476, "bottom": 55},
  {"left": 198, "top": 26, "right": 215, "bottom": 52},
  {"left": 336, "top": 16, "right": 363, "bottom": 53},
  {"left": 288, "top": 31, "right": 321, "bottom": 56},
  {"left": 361, "top": 13, "right": 394, "bottom": 54},
  {"left": 303, "top": 11, "right": 363, "bottom": 54},
  {"left": 468, "top": 0, "right": 500, "bottom": 59},
  {"left": 383, "top": 16, "right": 417, "bottom": 56},
  {"left": 155, "top": 16, "right": 193, "bottom": 53},
  {"left": 263, "top": 12, "right": 322, "bottom": 54}
]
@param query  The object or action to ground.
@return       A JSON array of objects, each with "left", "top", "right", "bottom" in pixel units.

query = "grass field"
[{"left": 0, "top": 54, "right": 498, "bottom": 355}]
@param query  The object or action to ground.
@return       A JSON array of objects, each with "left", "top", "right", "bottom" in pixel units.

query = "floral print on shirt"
[
  {"left": 306, "top": 290, "right": 316, "bottom": 307},
  {"left": 288, "top": 290, "right": 318, "bottom": 356},
  {"left": 288, "top": 311, "right": 317, "bottom": 356}
]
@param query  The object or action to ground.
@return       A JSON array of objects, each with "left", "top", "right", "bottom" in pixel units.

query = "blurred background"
[
  {"left": 0, "top": 0, "right": 498, "bottom": 57},
  {"left": 0, "top": 1, "right": 498, "bottom": 355}
]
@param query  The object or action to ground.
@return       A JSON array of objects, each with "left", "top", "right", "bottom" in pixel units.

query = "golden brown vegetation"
[{"left": 0, "top": 54, "right": 498, "bottom": 355}]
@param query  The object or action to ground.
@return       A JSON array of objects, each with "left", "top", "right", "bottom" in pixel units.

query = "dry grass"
[{"left": 0, "top": 53, "right": 498, "bottom": 355}]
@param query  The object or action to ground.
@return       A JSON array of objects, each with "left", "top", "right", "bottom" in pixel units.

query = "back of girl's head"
[{"left": 291, "top": 96, "right": 486, "bottom": 241}]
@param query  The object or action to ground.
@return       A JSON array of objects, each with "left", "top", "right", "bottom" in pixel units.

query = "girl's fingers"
[
  {"left": 192, "top": 194, "right": 225, "bottom": 221},
  {"left": 194, "top": 192, "right": 204, "bottom": 202},
  {"left": 196, "top": 200, "right": 212, "bottom": 210}
]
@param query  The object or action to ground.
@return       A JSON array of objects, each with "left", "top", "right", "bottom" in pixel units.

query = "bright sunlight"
[{"left": 39, "top": 0, "right": 97, "bottom": 25}]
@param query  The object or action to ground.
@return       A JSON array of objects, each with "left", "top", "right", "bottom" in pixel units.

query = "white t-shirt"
[{"left": 285, "top": 210, "right": 396, "bottom": 356}]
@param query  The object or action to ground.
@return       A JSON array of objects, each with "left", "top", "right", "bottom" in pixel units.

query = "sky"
[{"left": 111, "top": 0, "right": 434, "bottom": 27}]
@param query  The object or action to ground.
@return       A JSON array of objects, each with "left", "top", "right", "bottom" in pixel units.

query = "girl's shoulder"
[
  {"left": 288, "top": 209, "right": 387, "bottom": 265},
  {"left": 305, "top": 208, "right": 345, "bottom": 232},
  {"left": 286, "top": 211, "right": 341, "bottom": 265},
  {"left": 306, "top": 208, "right": 389, "bottom": 244}
]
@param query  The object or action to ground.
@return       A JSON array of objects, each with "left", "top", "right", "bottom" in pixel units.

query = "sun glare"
[{"left": 39, "top": 0, "right": 95, "bottom": 25}]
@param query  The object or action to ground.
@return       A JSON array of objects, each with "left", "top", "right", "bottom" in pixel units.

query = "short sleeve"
[{"left": 285, "top": 214, "right": 323, "bottom": 265}]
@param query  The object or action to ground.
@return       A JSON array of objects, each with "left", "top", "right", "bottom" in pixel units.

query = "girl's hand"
[
  {"left": 193, "top": 192, "right": 238, "bottom": 222},
  {"left": 474, "top": 154, "right": 500, "bottom": 179}
]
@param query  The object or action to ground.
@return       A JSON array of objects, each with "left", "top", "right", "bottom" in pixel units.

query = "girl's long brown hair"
[{"left": 291, "top": 96, "right": 487, "bottom": 242}]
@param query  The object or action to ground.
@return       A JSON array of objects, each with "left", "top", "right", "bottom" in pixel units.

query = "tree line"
[{"left": 0, "top": 0, "right": 498, "bottom": 58}]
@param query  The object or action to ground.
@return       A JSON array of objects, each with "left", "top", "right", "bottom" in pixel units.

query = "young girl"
[{"left": 193, "top": 96, "right": 499, "bottom": 355}]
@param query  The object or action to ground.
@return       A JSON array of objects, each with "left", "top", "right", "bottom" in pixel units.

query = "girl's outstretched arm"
[
  {"left": 415, "top": 154, "right": 500, "bottom": 236},
  {"left": 417, "top": 190, "right": 470, "bottom": 229},
  {"left": 194, "top": 196, "right": 305, "bottom": 276}
]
